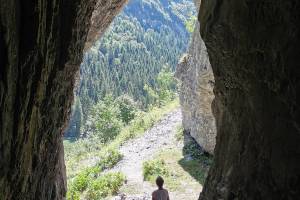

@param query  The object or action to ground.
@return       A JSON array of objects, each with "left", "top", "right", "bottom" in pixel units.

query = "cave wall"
[
  {"left": 199, "top": 0, "right": 300, "bottom": 199},
  {"left": 1, "top": 0, "right": 300, "bottom": 199},
  {"left": 0, "top": 0, "right": 126, "bottom": 199},
  {"left": 175, "top": 0, "right": 216, "bottom": 154}
]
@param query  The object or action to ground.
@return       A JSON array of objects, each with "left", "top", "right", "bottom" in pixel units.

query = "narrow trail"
[{"left": 110, "top": 109, "right": 183, "bottom": 200}]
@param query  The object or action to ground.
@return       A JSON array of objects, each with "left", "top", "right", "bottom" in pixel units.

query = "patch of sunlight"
[
  {"left": 143, "top": 146, "right": 211, "bottom": 199},
  {"left": 65, "top": 98, "right": 179, "bottom": 179}
]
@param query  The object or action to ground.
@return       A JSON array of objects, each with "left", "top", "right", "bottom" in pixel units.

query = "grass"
[
  {"left": 175, "top": 125, "right": 184, "bottom": 141},
  {"left": 67, "top": 171, "right": 125, "bottom": 200},
  {"left": 66, "top": 147, "right": 124, "bottom": 199},
  {"left": 85, "top": 172, "right": 125, "bottom": 199},
  {"left": 143, "top": 159, "right": 169, "bottom": 181},
  {"left": 103, "top": 98, "right": 179, "bottom": 151},
  {"left": 64, "top": 99, "right": 179, "bottom": 199},
  {"left": 143, "top": 148, "right": 211, "bottom": 193},
  {"left": 142, "top": 128, "right": 212, "bottom": 194},
  {"left": 64, "top": 98, "right": 179, "bottom": 178}
]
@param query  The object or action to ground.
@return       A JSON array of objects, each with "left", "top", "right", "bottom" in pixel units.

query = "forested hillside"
[{"left": 65, "top": 0, "right": 196, "bottom": 137}]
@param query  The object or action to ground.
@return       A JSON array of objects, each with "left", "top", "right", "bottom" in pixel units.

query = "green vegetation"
[
  {"left": 143, "top": 159, "right": 169, "bottom": 181},
  {"left": 86, "top": 172, "right": 125, "bottom": 200},
  {"left": 65, "top": 99, "right": 179, "bottom": 198},
  {"left": 64, "top": 99, "right": 179, "bottom": 179},
  {"left": 66, "top": 97, "right": 83, "bottom": 138},
  {"left": 64, "top": 0, "right": 196, "bottom": 137},
  {"left": 142, "top": 148, "right": 212, "bottom": 192},
  {"left": 67, "top": 169, "right": 125, "bottom": 200},
  {"left": 183, "top": 141, "right": 213, "bottom": 165},
  {"left": 142, "top": 129, "right": 213, "bottom": 192},
  {"left": 175, "top": 125, "right": 184, "bottom": 141},
  {"left": 97, "top": 148, "right": 123, "bottom": 170},
  {"left": 116, "top": 95, "right": 138, "bottom": 124},
  {"left": 64, "top": 0, "right": 197, "bottom": 198},
  {"left": 144, "top": 66, "right": 177, "bottom": 107},
  {"left": 66, "top": 148, "right": 124, "bottom": 199},
  {"left": 84, "top": 95, "right": 124, "bottom": 142},
  {"left": 185, "top": 15, "right": 197, "bottom": 33}
]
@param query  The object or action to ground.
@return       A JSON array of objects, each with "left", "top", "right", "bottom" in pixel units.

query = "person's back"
[
  {"left": 152, "top": 188, "right": 169, "bottom": 200},
  {"left": 152, "top": 176, "right": 170, "bottom": 200}
]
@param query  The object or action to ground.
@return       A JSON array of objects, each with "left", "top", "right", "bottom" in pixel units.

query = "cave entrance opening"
[{"left": 62, "top": 0, "right": 213, "bottom": 199}]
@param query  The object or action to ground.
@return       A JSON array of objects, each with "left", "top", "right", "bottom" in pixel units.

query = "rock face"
[
  {"left": 175, "top": 1, "right": 216, "bottom": 154},
  {"left": 1, "top": 0, "right": 300, "bottom": 199},
  {"left": 85, "top": 0, "right": 128, "bottom": 50},
  {"left": 199, "top": 0, "right": 300, "bottom": 199},
  {"left": 0, "top": 0, "right": 125, "bottom": 199}
]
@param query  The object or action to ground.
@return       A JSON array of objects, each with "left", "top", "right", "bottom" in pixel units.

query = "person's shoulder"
[
  {"left": 152, "top": 190, "right": 158, "bottom": 195},
  {"left": 163, "top": 189, "right": 169, "bottom": 195}
]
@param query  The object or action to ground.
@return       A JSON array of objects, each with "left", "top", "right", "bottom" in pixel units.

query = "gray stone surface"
[
  {"left": 175, "top": 1, "right": 216, "bottom": 154},
  {"left": 199, "top": 0, "right": 300, "bottom": 199},
  {"left": 0, "top": 0, "right": 125, "bottom": 199}
]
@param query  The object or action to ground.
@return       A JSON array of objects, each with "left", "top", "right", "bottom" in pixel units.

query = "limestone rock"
[
  {"left": 199, "top": 0, "right": 300, "bottom": 199},
  {"left": 85, "top": 0, "right": 128, "bottom": 50},
  {"left": 0, "top": 0, "right": 127, "bottom": 199},
  {"left": 175, "top": 2, "right": 216, "bottom": 154}
]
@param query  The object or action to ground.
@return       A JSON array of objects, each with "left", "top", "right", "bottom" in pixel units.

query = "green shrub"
[
  {"left": 65, "top": 99, "right": 179, "bottom": 187},
  {"left": 71, "top": 166, "right": 101, "bottom": 192},
  {"left": 86, "top": 172, "right": 125, "bottom": 200},
  {"left": 116, "top": 95, "right": 138, "bottom": 124},
  {"left": 84, "top": 95, "right": 123, "bottom": 142},
  {"left": 143, "top": 159, "right": 169, "bottom": 181},
  {"left": 98, "top": 148, "right": 122, "bottom": 170},
  {"left": 175, "top": 125, "right": 184, "bottom": 141},
  {"left": 66, "top": 189, "right": 80, "bottom": 200},
  {"left": 71, "top": 171, "right": 90, "bottom": 192},
  {"left": 144, "top": 66, "right": 177, "bottom": 107}
]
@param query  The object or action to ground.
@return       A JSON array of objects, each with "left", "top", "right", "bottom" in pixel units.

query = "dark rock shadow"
[{"left": 178, "top": 130, "right": 213, "bottom": 185}]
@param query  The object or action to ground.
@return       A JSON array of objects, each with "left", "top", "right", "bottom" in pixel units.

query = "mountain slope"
[{"left": 65, "top": 0, "right": 196, "bottom": 137}]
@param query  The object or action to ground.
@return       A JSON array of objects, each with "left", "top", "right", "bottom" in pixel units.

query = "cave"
[{"left": 0, "top": 0, "right": 299, "bottom": 199}]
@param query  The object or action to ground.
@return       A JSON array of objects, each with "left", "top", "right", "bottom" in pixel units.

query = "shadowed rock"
[
  {"left": 0, "top": 0, "right": 126, "bottom": 199},
  {"left": 199, "top": 0, "right": 300, "bottom": 199}
]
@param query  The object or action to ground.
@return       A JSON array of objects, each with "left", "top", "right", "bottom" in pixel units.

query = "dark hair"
[{"left": 156, "top": 176, "right": 164, "bottom": 189}]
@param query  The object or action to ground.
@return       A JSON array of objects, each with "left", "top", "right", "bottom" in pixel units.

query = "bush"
[
  {"left": 85, "top": 95, "right": 123, "bottom": 142},
  {"left": 66, "top": 189, "right": 80, "bottom": 200},
  {"left": 144, "top": 66, "right": 177, "bottom": 107},
  {"left": 116, "top": 95, "right": 138, "bottom": 124},
  {"left": 175, "top": 125, "right": 184, "bottom": 141},
  {"left": 71, "top": 171, "right": 90, "bottom": 192},
  {"left": 98, "top": 148, "right": 122, "bottom": 170},
  {"left": 70, "top": 166, "right": 101, "bottom": 192},
  {"left": 86, "top": 172, "right": 125, "bottom": 199},
  {"left": 143, "top": 159, "right": 169, "bottom": 181},
  {"left": 65, "top": 99, "right": 180, "bottom": 193}
]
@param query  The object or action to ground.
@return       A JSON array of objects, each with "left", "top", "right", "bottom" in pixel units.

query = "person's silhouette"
[{"left": 152, "top": 176, "right": 170, "bottom": 200}]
